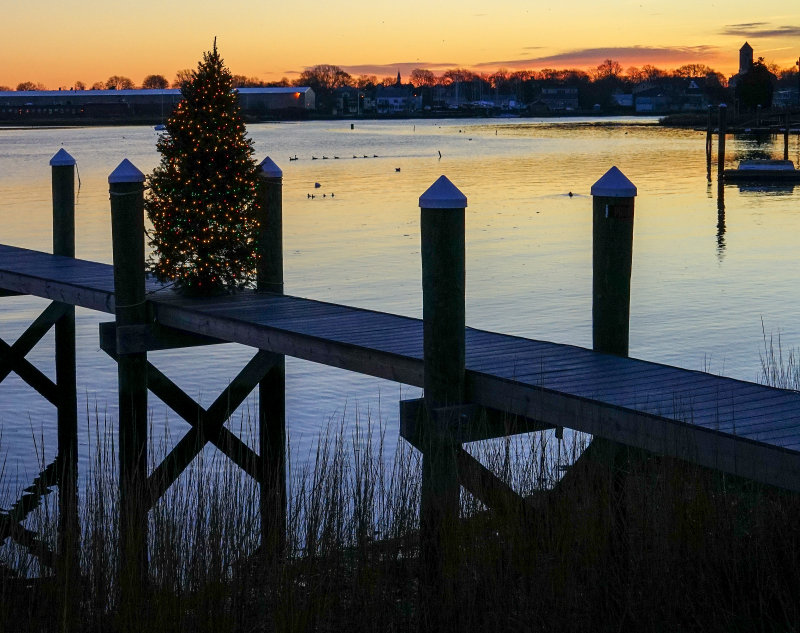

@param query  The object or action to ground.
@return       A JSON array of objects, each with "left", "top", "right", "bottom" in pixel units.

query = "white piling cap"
[
  {"left": 259, "top": 156, "right": 283, "bottom": 178},
  {"left": 50, "top": 148, "right": 76, "bottom": 167},
  {"left": 108, "top": 159, "right": 145, "bottom": 184},
  {"left": 590, "top": 166, "right": 637, "bottom": 198},
  {"left": 419, "top": 175, "right": 467, "bottom": 209}
]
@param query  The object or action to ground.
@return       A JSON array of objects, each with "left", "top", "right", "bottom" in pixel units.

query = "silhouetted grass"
[{"left": 2, "top": 401, "right": 800, "bottom": 632}]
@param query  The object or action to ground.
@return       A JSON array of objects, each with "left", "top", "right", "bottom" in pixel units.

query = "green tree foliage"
[
  {"left": 736, "top": 58, "right": 775, "bottom": 110},
  {"left": 145, "top": 42, "right": 261, "bottom": 295},
  {"left": 142, "top": 74, "right": 169, "bottom": 89}
]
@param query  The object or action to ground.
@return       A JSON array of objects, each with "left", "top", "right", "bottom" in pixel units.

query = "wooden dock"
[
  {"left": 4, "top": 154, "right": 800, "bottom": 624},
  {"left": 3, "top": 241, "right": 800, "bottom": 491}
]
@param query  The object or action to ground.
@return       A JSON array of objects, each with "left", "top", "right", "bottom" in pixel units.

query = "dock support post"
[
  {"left": 419, "top": 175, "right": 467, "bottom": 629},
  {"left": 51, "top": 148, "right": 79, "bottom": 631},
  {"left": 591, "top": 166, "right": 636, "bottom": 357},
  {"left": 256, "top": 157, "right": 286, "bottom": 562},
  {"left": 109, "top": 159, "right": 148, "bottom": 616},
  {"left": 717, "top": 103, "right": 727, "bottom": 180},
  {"left": 706, "top": 105, "right": 713, "bottom": 182},
  {"left": 785, "top": 112, "right": 790, "bottom": 161},
  {"left": 591, "top": 166, "right": 637, "bottom": 622}
]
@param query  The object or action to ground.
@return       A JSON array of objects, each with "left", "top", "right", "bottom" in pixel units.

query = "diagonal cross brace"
[
  {"left": 0, "top": 301, "right": 68, "bottom": 404},
  {"left": 145, "top": 351, "right": 277, "bottom": 506},
  {"left": 0, "top": 460, "right": 60, "bottom": 567}
]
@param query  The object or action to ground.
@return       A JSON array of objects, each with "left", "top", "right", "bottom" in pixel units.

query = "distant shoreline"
[{"left": 0, "top": 111, "right": 671, "bottom": 129}]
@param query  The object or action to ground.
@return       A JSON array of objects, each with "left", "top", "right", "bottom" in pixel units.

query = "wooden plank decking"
[{"left": 3, "top": 243, "right": 800, "bottom": 491}]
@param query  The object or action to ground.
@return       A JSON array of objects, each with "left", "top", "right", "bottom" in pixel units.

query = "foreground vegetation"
[{"left": 2, "top": 399, "right": 800, "bottom": 632}]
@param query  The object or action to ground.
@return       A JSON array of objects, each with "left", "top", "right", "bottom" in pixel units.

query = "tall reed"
[{"left": 2, "top": 402, "right": 800, "bottom": 632}]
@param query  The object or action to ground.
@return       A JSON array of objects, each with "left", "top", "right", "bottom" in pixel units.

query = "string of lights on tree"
[{"left": 145, "top": 40, "right": 260, "bottom": 296}]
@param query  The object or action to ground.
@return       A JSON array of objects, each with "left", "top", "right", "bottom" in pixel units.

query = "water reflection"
[
  {"left": 734, "top": 132, "right": 776, "bottom": 162},
  {"left": 716, "top": 181, "right": 726, "bottom": 260}
]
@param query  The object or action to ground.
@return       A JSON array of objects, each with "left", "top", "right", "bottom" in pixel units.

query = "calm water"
[{"left": 1, "top": 117, "right": 799, "bottom": 492}]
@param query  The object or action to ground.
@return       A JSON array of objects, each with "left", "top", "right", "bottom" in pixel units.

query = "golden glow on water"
[{"left": 1, "top": 119, "right": 800, "bottom": 487}]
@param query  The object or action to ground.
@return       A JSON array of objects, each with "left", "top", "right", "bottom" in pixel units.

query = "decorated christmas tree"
[{"left": 145, "top": 40, "right": 260, "bottom": 295}]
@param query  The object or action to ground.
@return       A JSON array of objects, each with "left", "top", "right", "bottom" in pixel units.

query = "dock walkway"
[{"left": 3, "top": 242, "right": 800, "bottom": 492}]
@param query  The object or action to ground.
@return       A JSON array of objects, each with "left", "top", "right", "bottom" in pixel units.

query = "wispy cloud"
[
  {"left": 473, "top": 46, "right": 718, "bottom": 69},
  {"left": 284, "top": 62, "right": 464, "bottom": 77},
  {"left": 339, "top": 61, "right": 459, "bottom": 76},
  {"left": 721, "top": 23, "right": 800, "bottom": 37}
]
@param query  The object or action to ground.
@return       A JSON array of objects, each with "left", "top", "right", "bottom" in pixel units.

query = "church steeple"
[
  {"left": 396, "top": 70, "right": 402, "bottom": 86},
  {"left": 739, "top": 41, "right": 753, "bottom": 74}
]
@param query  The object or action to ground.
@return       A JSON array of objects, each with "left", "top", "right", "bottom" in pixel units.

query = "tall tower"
[{"left": 739, "top": 42, "right": 753, "bottom": 74}]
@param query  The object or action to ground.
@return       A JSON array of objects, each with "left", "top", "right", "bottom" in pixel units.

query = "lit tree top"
[{"left": 145, "top": 40, "right": 260, "bottom": 296}]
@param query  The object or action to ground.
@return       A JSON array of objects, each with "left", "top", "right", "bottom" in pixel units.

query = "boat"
[{"left": 723, "top": 159, "right": 800, "bottom": 183}]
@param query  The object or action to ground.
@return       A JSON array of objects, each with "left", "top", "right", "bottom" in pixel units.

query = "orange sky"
[{"left": 2, "top": 1, "right": 798, "bottom": 88}]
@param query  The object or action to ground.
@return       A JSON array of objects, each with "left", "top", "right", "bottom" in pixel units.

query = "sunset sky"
[{"left": 3, "top": 0, "right": 799, "bottom": 88}]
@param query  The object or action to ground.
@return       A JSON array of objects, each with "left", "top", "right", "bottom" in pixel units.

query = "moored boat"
[{"left": 723, "top": 159, "right": 800, "bottom": 183}]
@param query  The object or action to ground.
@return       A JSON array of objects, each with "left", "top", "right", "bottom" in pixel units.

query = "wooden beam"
[
  {"left": 0, "top": 338, "right": 59, "bottom": 404},
  {"left": 145, "top": 362, "right": 261, "bottom": 480},
  {"left": 466, "top": 371, "right": 800, "bottom": 493},
  {"left": 0, "top": 301, "right": 68, "bottom": 382},
  {"left": 151, "top": 301, "right": 426, "bottom": 387},
  {"left": 400, "top": 398, "right": 552, "bottom": 446},
  {"left": 456, "top": 448, "right": 531, "bottom": 517},
  {"left": 99, "top": 321, "right": 226, "bottom": 354},
  {"left": 399, "top": 401, "right": 531, "bottom": 516},
  {"left": 145, "top": 351, "right": 276, "bottom": 504}
]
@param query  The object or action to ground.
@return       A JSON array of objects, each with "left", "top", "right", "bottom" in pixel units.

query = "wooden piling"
[
  {"left": 256, "top": 157, "right": 286, "bottom": 560},
  {"left": 419, "top": 175, "right": 467, "bottom": 629},
  {"left": 591, "top": 166, "right": 636, "bottom": 357},
  {"left": 109, "top": 159, "right": 148, "bottom": 605},
  {"left": 717, "top": 104, "right": 727, "bottom": 179},
  {"left": 51, "top": 148, "right": 79, "bottom": 632},
  {"left": 706, "top": 105, "right": 713, "bottom": 182},
  {"left": 591, "top": 166, "right": 638, "bottom": 623},
  {"left": 785, "top": 112, "right": 790, "bottom": 161},
  {"left": 256, "top": 157, "right": 284, "bottom": 294}
]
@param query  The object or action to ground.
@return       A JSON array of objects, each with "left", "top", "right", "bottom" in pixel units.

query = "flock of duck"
[
  {"left": 295, "top": 154, "right": 404, "bottom": 199},
  {"left": 290, "top": 154, "right": 380, "bottom": 161}
]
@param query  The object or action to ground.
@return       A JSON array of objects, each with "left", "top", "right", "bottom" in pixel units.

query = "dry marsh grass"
[{"left": 1, "top": 398, "right": 800, "bottom": 632}]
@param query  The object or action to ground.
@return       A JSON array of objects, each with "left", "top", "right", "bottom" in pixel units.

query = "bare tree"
[
  {"left": 0, "top": 85, "right": 11, "bottom": 91},
  {"left": 354, "top": 74, "right": 377, "bottom": 89},
  {"left": 672, "top": 64, "right": 716, "bottom": 79},
  {"left": 593, "top": 59, "right": 623, "bottom": 81},
  {"left": 295, "top": 64, "right": 353, "bottom": 90},
  {"left": 410, "top": 68, "right": 436, "bottom": 87},
  {"left": 90, "top": 81, "right": 105, "bottom": 90},
  {"left": 16, "top": 81, "right": 46, "bottom": 91},
  {"left": 73, "top": 80, "right": 86, "bottom": 90},
  {"left": 640, "top": 65, "right": 667, "bottom": 81},
  {"left": 105, "top": 75, "right": 135, "bottom": 90},
  {"left": 172, "top": 68, "right": 193, "bottom": 88},
  {"left": 231, "top": 75, "right": 265, "bottom": 87},
  {"left": 142, "top": 74, "right": 169, "bottom": 89}
]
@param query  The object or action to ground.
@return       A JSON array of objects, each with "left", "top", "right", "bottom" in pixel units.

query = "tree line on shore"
[{"left": 4, "top": 57, "right": 798, "bottom": 114}]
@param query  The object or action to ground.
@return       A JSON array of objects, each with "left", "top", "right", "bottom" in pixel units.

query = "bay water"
[{"left": 1, "top": 117, "right": 799, "bottom": 493}]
